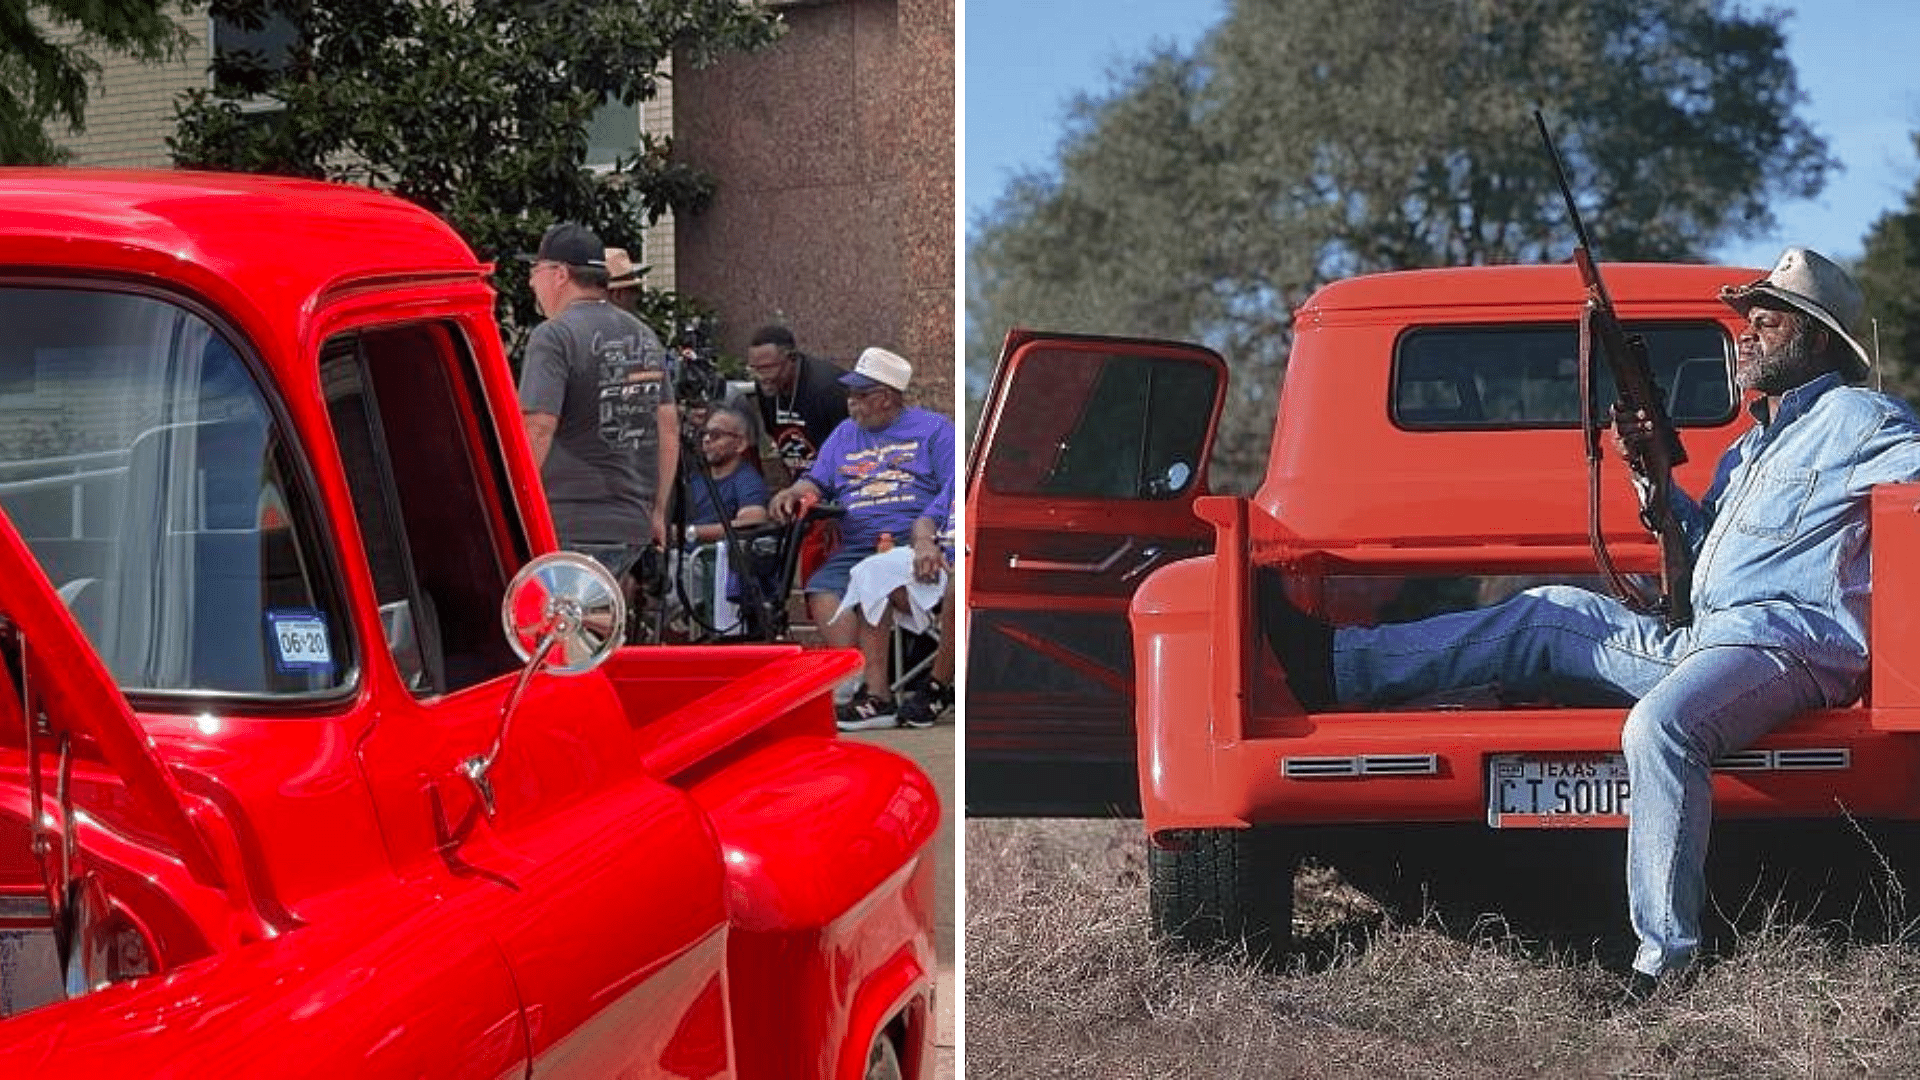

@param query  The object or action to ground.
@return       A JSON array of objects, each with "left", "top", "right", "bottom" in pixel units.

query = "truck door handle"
[
  {"left": 1008, "top": 540, "right": 1135, "bottom": 574},
  {"left": 1118, "top": 546, "right": 1166, "bottom": 582}
]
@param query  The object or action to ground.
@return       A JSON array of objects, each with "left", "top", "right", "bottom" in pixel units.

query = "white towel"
[{"left": 831, "top": 546, "right": 947, "bottom": 634}]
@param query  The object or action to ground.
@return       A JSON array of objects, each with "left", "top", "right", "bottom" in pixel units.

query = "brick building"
[{"left": 672, "top": 0, "right": 955, "bottom": 413}]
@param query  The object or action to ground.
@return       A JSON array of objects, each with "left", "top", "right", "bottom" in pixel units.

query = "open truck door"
[{"left": 966, "top": 330, "right": 1227, "bottom": 816}]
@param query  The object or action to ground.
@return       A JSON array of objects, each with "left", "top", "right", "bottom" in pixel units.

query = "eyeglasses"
[{"left": 702, "top": 429, "right": 743, "bottom": 441}]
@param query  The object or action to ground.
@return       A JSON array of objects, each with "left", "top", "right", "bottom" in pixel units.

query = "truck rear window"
[
  {"left": 1392, "top": 323, "right": 1734, "bottom": 429},
  {"left": 0, "top": 287, "right": 350, "bottom": 698}
]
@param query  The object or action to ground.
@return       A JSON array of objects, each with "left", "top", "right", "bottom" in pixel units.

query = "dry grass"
[{"left": 965, "top": 819, "right": 1920, "bottom": 1079}]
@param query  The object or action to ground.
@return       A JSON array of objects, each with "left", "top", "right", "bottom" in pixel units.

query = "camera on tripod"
[{"left": 671, "top": 316, "right": 728, "bottom": 408}]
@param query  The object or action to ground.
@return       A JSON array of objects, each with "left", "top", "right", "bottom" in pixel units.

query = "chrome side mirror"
[
  {"left": 1143, "top": 459, "right": 1194, "bottom": 499},
  {"left": 461, "top": 553, "right": 626, "bottom": 818},
  {"left": 499, "top": 551, "right": 626, "bottom": 672}
]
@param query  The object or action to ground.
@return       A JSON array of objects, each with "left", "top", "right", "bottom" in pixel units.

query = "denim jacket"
[{"left": 1673, "top": 372, "right": 1920, "bottom": 701}]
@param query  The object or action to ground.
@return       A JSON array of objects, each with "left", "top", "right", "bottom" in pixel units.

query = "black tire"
[
  {"left": 1149, "top": 827, "right": 1296, "bottom": 961},
  {"left": 861, "top": 1032, "right": 904, "bottom": 1080}
]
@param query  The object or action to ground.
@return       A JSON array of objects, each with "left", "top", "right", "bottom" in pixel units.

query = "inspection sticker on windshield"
[
  {"left": 1487, "top": 754, "right": 1631, "bottom": 828},
  {"left": 267, "top": 610, "right": 333, "bottom": 672}
]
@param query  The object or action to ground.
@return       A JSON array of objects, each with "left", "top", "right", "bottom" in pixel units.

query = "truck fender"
[{"left": 1132, "top": 555, "right": 1245, "bottom": 829}]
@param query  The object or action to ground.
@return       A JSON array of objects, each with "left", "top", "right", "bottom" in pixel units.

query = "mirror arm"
[
  {"left": 460, "top": 551, "right": 625, "bottom": 821},
  {"left": 460, "top": 621, "right": 563, "bottom": 820},
  {"left": 57, "top": 732, "right": 75, "bottom": 897},
  {"left": 11, "top": 636, "right": 67, "bottom": 951}
]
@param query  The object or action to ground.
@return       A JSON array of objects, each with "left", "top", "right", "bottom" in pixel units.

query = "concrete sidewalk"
[{"left": 843, "top": 720, "right": 954, "bottom": 1079}]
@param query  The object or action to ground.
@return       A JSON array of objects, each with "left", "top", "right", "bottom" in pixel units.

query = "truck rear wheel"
[{"left": 1149, "top": 828, "right": 1296, "bottom": 961}]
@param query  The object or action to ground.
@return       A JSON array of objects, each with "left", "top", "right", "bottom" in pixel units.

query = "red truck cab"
[
  {"left": 969, "top": 262, "right": 1920, "bottom": 952},
  {"left": 0, "top": 170, "right": 937, "bottom": 1078}
]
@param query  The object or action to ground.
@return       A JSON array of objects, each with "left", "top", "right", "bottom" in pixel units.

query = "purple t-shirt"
[
  {"left": 922, "top": 473, "right": 953, "bottom": 535},
  {"left": 805, "top": 407, "right": 956, "bottom": 553}
]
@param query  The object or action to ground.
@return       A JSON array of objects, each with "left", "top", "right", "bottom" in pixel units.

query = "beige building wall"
[
  {"left": 672, "top": 0, "right": 956, "bottom": 416},
  {"left": 641, "top": 65, "right": 678, "bottom": 295},
  {"left": 47, "top": 14, "right": 210, "bottom": 169}
]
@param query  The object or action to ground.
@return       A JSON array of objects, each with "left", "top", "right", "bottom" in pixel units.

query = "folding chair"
[
  {"left": 669, "top": 502, "right": 843, "bottom": 643},
  {"left": 888, "top": 604, "right": 941, "bottom": 700}
]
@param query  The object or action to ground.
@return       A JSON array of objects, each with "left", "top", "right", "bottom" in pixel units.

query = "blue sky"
[{"left": 962, "top": 1, "right": 1920, "bottom": 271}]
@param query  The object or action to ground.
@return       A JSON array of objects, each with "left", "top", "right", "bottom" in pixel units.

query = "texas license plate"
[{"left": 1486, "top": 754, "right": 1632, "bottom": 828}]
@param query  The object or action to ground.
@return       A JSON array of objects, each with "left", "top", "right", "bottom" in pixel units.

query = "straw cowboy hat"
[
  {"left": 603, "top": 247, "right": 643, "bottom": 290},
  {"left": 1719, "top": 246, "right": 1873, "bottom": 383}
]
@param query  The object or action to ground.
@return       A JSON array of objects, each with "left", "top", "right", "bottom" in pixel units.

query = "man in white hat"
[
  {"left": 769, "top": 346, "right": 956, "bottom": 728},
  {"left": 1259, "top": 247, "right": 1920, "bottom": 1001}
]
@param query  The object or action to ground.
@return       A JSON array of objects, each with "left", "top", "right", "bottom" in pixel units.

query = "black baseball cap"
[{"left": 524, "top": 222, "right": 606, "bottom": 268}]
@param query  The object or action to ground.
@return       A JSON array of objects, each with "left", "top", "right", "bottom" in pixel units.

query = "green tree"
[
  {"left": 1, "top": 0, "right": 189, "bottom": 163},
  {"left": 968, "top": 0, "right": 1833, "bottom": 489},
  {"left": 1856, "top": 133, "right": 1920, "bottom": 405},
  {"left": 171, "top": 0, "right": 782, "bottom": 357}
]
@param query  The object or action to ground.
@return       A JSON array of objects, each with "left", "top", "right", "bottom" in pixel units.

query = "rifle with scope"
[{"left": 1534, "top": 109, "right": 1694, "bottom": 630}]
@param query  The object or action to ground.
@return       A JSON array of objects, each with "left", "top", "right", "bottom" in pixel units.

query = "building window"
[
  {"left": 211, "top": 10, "right": 300, "bottom": 106},
  {"left": 586, "top": 97, "right": 643, "bottom": 172}
]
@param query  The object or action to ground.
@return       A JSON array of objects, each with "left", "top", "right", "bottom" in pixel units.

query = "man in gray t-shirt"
[{"left": 518, "top": 223, "right": 678, "bottom": 572}]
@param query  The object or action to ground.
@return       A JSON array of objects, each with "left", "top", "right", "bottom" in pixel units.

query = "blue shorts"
[{"left": 804, "top": 544, "right": 874, "bottom": 597}]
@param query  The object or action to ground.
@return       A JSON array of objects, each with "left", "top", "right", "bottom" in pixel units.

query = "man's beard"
[{"left": 1737, "top": 321, "right": 1826, "bottom": 394}]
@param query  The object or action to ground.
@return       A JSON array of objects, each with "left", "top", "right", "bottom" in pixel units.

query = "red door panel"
[{"left": 966, "top": 330, "right": 1226, "bottom": 816}]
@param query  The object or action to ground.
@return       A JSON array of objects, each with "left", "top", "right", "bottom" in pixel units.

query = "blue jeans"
[
  {"left": 1334, "top": 585, "right": 1826, "bottom": 976},
  {"left": 567, "top": 542, "right": 646, "bottom": 584}
]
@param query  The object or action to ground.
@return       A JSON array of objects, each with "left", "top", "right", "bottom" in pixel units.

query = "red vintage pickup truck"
[
  {"left": 0, "top": 170, "right": 938, "bottom": 1079},
  {"left": 968, "top": 262, "right": 1920, "bottom": 953}
]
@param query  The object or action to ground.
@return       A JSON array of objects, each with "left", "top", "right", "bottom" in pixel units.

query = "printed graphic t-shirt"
[
  {"left": 733, "top": 353, "right": 849, "bottom": 479},
  {"left": 805, "top": 407, "right": 956, "bottom": 553},
  {"left": 518, "top": 300, "right": 675, "bottom": 544}
]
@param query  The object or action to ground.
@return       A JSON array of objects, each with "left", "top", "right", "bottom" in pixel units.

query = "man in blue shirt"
[
  {"left": 1263, "top": 248, "right": 1920, "bottom": 999},
  {"left": 676, "top": 406, "right": 770, "bottom": 636},
  {"left": 683, "top": 405, "right": 769, "bottom": 543},
  {"left": 769, "top": 347, "right": 956, "bottom": 726}
]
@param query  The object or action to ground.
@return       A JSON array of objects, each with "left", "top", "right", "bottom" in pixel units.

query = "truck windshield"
[{"left": 0, "top": 287, "right": 349, "bottom": 698}]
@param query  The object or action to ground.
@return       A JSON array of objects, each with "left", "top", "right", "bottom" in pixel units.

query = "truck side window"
[
  {"left": 985, "top": 350, "right": 1217, "bottom": 499},
  {"left": 0, "top": 287, "right": 351, "bottom": 698},
  {"left": 1392, "top": 323, "right": 1734, "bottom": 429},
  {"left": 322, "top": 322, "right": 524, "bottom": 694}
]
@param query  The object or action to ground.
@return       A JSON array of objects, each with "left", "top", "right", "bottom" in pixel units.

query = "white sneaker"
[{"left": 834, "top": 674, "right": 863, "bottom": 705}]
